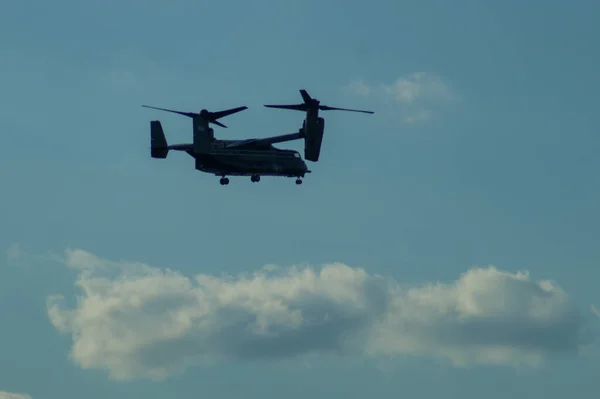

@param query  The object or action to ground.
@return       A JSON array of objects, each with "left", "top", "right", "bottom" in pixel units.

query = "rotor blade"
[
  {"left": 264, "top": 104, "right": 308, "bottom": 111},
  {"left": 211, "top": 120, "right": 227, "bottom": 128},
  {"left": 142, "top": 105, "right": 197, "bottom": 118},
  {"left": 209, "top": 106, "right": 248, "bottom": 121},
  {"left": 319, "top": 105, "right": 374, "bottom": 114},
  {"left": 299, "top": 89, "right": 312, "bottom": 103}
]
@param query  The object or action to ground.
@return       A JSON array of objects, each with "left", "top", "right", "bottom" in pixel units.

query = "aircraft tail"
[{"left": 150, "top": 120, "right": 168, "bottom": 158}]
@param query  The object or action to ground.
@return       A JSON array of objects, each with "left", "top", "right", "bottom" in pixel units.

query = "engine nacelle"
[
  {"left": 151, "top": 147, "right": 168, "bottom": 159},
  {"left": 304, "top": 117, "right": 324, "bottom": 162},
  {"left": 193, "top": 118, "right": 214, "bottom": 154},
  {"left": 150, "top": 120, "right": 168, "bottom": 159}
]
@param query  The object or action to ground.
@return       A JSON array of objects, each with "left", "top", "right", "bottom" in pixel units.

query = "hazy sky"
[{"left": 2, "top": 1, "right": 600, "bottom": 398}]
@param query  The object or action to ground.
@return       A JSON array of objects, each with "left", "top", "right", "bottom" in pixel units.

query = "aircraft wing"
[
  {"left": 226, "top": 132, "right": 304, "bottom": 148},
  {"left": 224, "top": 139, "right": 259, "bottom": 148},
  {"left": 167, "top": 144, "right": 193, "bottom": 151}
]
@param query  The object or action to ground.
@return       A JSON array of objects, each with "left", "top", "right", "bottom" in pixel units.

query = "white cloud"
[
  {"left": 46, "top": 249, "right": 596, "bottom": 381},
  {"left": 6, "top": 243, "right": 21, "bottom": 262},
  {"left": 382, "top": 72, "right": 452, "bottom": 104},
  {"left": 0, "top": 392, "right": 32, "bottom": 399},
  {"left": 343, "top": 72, "right": 454, "bottom": 123},
  {"left": 6, "top": 243, "right": 63, "bottom": 269},
  {"left": 344, "top": 80, "right": 372, "bottom": 96},
  {"left": 404, "top": 108, "right": 433, "bottom": 124}
]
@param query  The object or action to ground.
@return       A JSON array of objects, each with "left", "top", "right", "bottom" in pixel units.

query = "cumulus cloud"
[
  {"left": 6, "top": 243, "right": 21, "bottom": 262},
  {"left": 343, "top": 72, "right": 454, "bottom": 123},
  {"left": 344, "top": 80, "right": 372, "bottom": 97},
  {"left": 46, "top": 249, "right": 596, "bottom": 381},
  {"left": 0, "top": 392, "right": 32, "bottom": 399},
  {"left": 6, "top": 243, "right": 63, "bottom": 269}
]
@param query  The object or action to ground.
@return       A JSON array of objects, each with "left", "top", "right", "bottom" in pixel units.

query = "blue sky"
[{"left": 1, "top": 0, "right": 600, "bottom": 398}]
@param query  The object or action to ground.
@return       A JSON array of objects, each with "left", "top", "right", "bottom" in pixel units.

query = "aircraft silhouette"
[{"left": 143, "top": 89, "right": 373, "bottom": 185}]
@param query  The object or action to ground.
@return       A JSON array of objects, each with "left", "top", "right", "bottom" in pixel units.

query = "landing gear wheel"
[
  {"left": 220, "top": 177, "right": 229, "bottom": 185},
  {"left": 251, "top": 175, "right": 260, "bottom": 182},
  {"left": 295, "top": 178, "right": 302, "bottom": 185}
]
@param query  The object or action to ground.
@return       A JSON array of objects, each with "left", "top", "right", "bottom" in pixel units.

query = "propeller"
[
  {"left": 264, "top": 89, "right": 374, "bottom": 114},
  {"left": 142, "top": 105, "right": 248, "bottom": 128}
]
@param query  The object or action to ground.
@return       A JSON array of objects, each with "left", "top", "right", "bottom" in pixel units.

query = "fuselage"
[{"left": 188, "top": 141, "right": 309, "bottom": 177}]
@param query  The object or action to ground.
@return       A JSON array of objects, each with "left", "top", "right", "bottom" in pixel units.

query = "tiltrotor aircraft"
[{"left": 143, "top": 89, "right": 373, "bottom": 185}]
